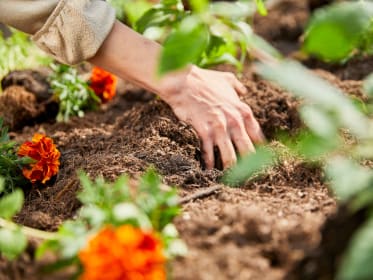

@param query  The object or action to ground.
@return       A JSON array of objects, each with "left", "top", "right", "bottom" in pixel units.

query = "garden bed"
[{"left": 0, "top": 0, "right": 371, "bottom": 279}]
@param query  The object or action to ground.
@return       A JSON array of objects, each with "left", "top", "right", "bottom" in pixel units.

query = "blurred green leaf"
[
  {"left": 363, "top": 72, "right": 373, "bottom": 99},
  {"left": 303, "top": 2, "right": 373, "bottom": 62},
  {"left": 326, "top": 157, "right": 373, "bottom": 201},
  {"left": 0, "top": 177, "right": 4, "bottom": 193},
  {"left": 255, "top": 0, "right": 267, "bottom": 16},
  {"left": 223, "top": 146, "right": 276, "bottom": 186},
  {"left": 159, "top": 16, "right": 209, "bottom": 75},
  {"left": 282, "top": 131, "right": 340, "bottom": 160},
  {"left": 209, "top": 1, "right": 255, "bottom": 18},
  {"left": 0, "top": 228, "right": 27, "bottom": 260},
  {"left": 338, "top": 216, "right": 373, "bottom": 280},
  {"left": 190, "top": 0, "right": 208, "bottom": 13},
  {"left": 0, "top": 189, "right": 24, "bottom": 219},
  {"left": 113, "top": 203, "right": 152, "bottom": 229},
  {"left": 300, "top": 105, "right": 338, "bottom": 138}
]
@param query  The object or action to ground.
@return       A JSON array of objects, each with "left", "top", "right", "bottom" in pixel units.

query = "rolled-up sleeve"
[{"left": 0, "top": 0, "right": 116, "bottom": 65}]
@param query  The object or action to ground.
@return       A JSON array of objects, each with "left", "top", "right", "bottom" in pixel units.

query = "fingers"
[
  {"left": 224, "top": 72, "right": 247, "bottom": 96},
  {"left": 195, "top": 125, "right": 214, "bottom": 169},
  {"left": 202, "top": 136, "right": 214, "bottom": 170},
  {"left": 216, "top": 135, "right": 237, "bottom": 169},
  {"left": 197, "top": 110, "right": 264, "bottom": 170},
  {"left": 240, "top": 105, "right": 266, "bottom": 144},
  {"left": 229, "top": 120, "right": 255, "bottom": 156},
  {"left": 211, "top": 117, "right": 237, "bottom": 169},
  {"left": 233, "top": 78, "right": 247, "bottom": 96}
]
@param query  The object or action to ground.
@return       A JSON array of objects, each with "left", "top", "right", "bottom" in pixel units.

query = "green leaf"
[
  {"left": 79, "top": 205, "right": 107, "bottom": 229},
  {"left": 77, "top": 172, "right": 99, "bottom": 205},
  {"left": 0, "top": 189, "right": 24, "bottom": 219},
  {"left": 286, "top": 131, "right": 339, "bottom": 159},
  {"left": 300, "top": 105, "right": 337, "bottom": 138},
  {"left": 159, "top": 16, "right": 209, "bottom": 75},
  {"left": 338, "top": 217, "right": 373, "bottom": 280},
  {"left": 363, "top": 73, "right": 373, "bottom": 99},
  {"left": 326, "top": 157, "right": 373, "bottom": 201},
  {"left": 113, "top": 203, "right": 152, "bottom": 229},
  {"left": 223, "top": 146, "right": 276, "bottom": 186},
  {"left": 0, "top": 177, "right": 4, "bottom": 193},
  {"left": 58, "top": 221, "right": 88, "bottom": 259},
  {"left": 303, "top": 2, "right": 373, "bottom": 62},
  {"left": 255, "top": 0, "right": 267, "bottom": 16},
  {"left": 0, "top": 228, "right": 27, "bottom": 260},
  {"left": 189, "top": 0, "right": 208, "bottom": 13},
  {"left": 209, "top": 1, "right": 255, "bottom": 19}
]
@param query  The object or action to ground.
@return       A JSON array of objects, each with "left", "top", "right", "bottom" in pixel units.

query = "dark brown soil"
[
  {"left": 0, "top": 0, "right": 370, "bottom": 279},
  {"left": 2, "top": 65, "right": 363, "bottom": 279}
]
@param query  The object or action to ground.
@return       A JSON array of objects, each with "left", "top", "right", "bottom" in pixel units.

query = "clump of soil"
[
  {"left": 1, "top": 70, "right": 51, "bottom": 100},
  {"left": 243, "top": 75, "right": 301, "bottom": 138},
  {"left": 287, "top": 206, "right": 367, "bottom": 280},
  {"left": 0, "top": 86, "right": 43, "bottom": 130},
  {"left": 0, "top": 70, "right": 58, "bottom": 130}
]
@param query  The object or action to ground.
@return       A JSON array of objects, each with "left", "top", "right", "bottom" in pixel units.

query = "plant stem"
[{"left": 0, "top": 218, "right": 57, "bottom": 240}]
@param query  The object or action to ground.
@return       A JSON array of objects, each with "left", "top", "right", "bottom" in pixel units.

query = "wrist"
[{"left": 157, "top": 65, "right": 197, "bottom": 102}]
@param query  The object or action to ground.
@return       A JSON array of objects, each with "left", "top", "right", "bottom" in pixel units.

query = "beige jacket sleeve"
[{"left": 0, "top": 0, "right": 116, "bottom": 65}]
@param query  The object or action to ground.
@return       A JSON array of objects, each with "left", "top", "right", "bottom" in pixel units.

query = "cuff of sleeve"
[{"left": 32, "top": 0, "right": 116, "bottom": 65}]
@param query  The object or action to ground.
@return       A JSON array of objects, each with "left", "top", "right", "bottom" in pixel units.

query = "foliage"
[
  {"left": 303, "top": 1, "right": 373, "bottom": 62},
  {"left": 40, "top": 169, "right": 185, "bottom": 276},
  {"left": 0, "top": 168, "right": 185, "bottom": 279},
  {"left": 0, "top": 177, "right": 27, "bottom": 260},
  {"left": 107, "top": 0, "right": 153, "bottom": 26},
  {"left": 0, "top": 30, "right": 51, "bottom": 84},
  {"left": 49, "top": 64, "right": 100, "bottom": 122},
  {"left": 134, "top": 0, "right": 272, "bottom": 75},
  {"left": 0, "top": 118, "right": 30, "bottom": 194}
]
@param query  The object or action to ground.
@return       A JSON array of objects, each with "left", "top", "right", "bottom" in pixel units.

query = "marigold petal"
[
  {"left": 18, "top": 134, "right": 60, "bottom": 184},
  {"left": 79, "top": 226, "right": 166, "bottom": 280}
]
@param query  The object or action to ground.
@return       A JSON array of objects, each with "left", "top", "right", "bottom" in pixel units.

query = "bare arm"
[{"left": 89, "top": 21, "right": 265, "bottom": 169}]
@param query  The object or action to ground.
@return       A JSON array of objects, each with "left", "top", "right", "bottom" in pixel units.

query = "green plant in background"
[
  {"left": 49, "top": 64, "right": 100, "bottom": 122},
  {"left": 108, "top": 0, "right": 153, "bottom": 26},
  {"left": 0, "top": 30, "right": 51, "bottom": 85},
  {"left": 303, "top": 1, "right": 373, "bottom": 62},
  {"left": 0, "top": 118, "right": 31, "bottom": 194},
  {"left": 134, "top": 0, "right": 274, "bottom": 75},
  {"left": 0, "top": 177, "right": 27, "bottom": 260}
]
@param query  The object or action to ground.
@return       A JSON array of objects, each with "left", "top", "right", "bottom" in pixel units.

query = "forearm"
[
  {"left": 88, "top": 20, "right": 187, "bottom": 97},
  {"left": 89, "top": 21, "right": 162, "bottom": 93}
]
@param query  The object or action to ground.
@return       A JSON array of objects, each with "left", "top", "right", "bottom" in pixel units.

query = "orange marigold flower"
[
  {"left": 90, "top": 66, "right": 117, "bottom": 103},
  {"left": 17, "top": 133, "right": 60, "bottom": 184},
  {"left": 79, "top": 225, "right": 166, "bottom": 280}
]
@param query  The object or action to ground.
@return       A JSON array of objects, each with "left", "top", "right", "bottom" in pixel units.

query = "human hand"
[{"left": 159, "top": 65, "right": 265, "bottom": 169}]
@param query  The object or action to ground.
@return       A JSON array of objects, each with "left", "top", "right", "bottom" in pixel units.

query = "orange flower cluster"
[
  {"left": 90, "top": 66, "right": 117, "bottom": 103},
  {"left": 18, "top": 134, "right": 60, "bottom": 184},
  {"left": 79, "top": 225, "right": 166, "bottom": 280}
]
